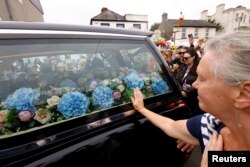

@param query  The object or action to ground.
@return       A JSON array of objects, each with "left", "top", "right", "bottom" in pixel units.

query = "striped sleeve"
[
  {"left": 201, "top": 113, "right": 222, "bottom": 146},
  {"left": 187, "top": 113, "right": 223, "bottom": 152}
]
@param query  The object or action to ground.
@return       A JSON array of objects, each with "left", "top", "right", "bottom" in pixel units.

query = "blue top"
[{"left": 186, "top": 113, "right": 224, "bottom": 152}]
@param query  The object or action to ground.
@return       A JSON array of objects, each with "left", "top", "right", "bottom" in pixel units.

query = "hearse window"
[{"left": 0, "top": 39, "right": 172, "bottom": 137}]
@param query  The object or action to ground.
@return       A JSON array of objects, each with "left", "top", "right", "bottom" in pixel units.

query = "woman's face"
[
  {"left": 183, "top": 53, "right": 195, "bottom": 65},
  {"left": 192, "top": 51, "right": 237, "bottom": 118}
]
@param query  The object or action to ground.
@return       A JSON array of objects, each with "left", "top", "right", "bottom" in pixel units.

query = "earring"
[{"left": 236, "top": 110, "right": 242, "bottom": 128}]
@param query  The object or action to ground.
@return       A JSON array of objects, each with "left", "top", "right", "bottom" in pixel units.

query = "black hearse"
[{"left": 0, "top": 22, "right": 192, "bottom": 166}]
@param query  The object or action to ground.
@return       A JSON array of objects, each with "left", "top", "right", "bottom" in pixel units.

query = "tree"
[
  {"left": 150, "top": 23, "right": 160, "bottom": 32},
  {"left": 208, "top": 19, "right": 224, "bottom": 32}
]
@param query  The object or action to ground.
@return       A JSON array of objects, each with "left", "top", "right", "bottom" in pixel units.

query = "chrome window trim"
[{"left": 0, "top": 29, "right": 147, "bottom": 38}]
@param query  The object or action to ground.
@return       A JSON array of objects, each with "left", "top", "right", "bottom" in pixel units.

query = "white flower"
[
  {"left": 0, "top": 110, "right": 8, "bottom": 123},
  {"left": 117, "top": 84, "right": 125, "bottom": 92},
  {"left": 101, "top": 79, "right": 110, "bottom": 86},
  {"left": 47, "top": 95, "right": 60, "bottom": 107},
  {"left": 143, "top": 77, "right": 151, "bottom": 85},
  {"left": 112, "top": 78, "right": 120, "bottom": 84},
  {"left": 34, "top": 109, "right": 52, "bottom": 124}
]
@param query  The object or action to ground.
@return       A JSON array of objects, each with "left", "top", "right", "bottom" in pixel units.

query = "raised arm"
[{"left": 131, "top": 87, "right": 199, "bottom": 145}]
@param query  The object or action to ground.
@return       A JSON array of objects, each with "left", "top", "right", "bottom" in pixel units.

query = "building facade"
[
  {"left": 159, "top": 13, "right": 216, "bottom": 46},
  {"left": 200, "top": 4, "right": 250, "bottom": 33},
  {"left": 0, "top": 0, "right": 44, "bottom": 22},
  {"left": 90, "top": 8, "right": 148, "bottom": 31}
]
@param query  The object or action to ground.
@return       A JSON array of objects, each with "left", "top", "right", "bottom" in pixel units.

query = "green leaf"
[
  {"left": 4, "top": 122, "right": 13, "bottom": 129},
  {"left": 5, "top": 109, "right": 18, "bottom": 123},
  {"left": 29, "top": 120, "right": 36, "bottom": 127}
]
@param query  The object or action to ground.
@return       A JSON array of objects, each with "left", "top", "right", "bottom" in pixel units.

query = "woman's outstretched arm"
[{"left": 131, "top": 87, "right": 199, "bottom": 145}]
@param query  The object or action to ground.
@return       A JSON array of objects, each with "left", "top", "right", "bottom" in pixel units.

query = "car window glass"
[{"left": 0, "top": 39, "right": 173, "bottom": 136}]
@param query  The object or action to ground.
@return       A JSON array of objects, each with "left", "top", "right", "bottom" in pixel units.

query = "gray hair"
[{"left": 204, "top": 31, "right": 250, "bottom": 85}]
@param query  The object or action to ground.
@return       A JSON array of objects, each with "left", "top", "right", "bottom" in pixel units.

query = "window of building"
[
  {"left": 133, "top": 24, "right": 141, "bottom": 29},
  {"left": 243, "top": 15, "right": 246, "bottom": 22},
  {"left": 236, "top": 13, "right": 239, "bottom": 21},
  {"left": 194, "top": 28, "right": 199, "bottom": 38},
  {"left": 205, "top": 28, "right": 209, "bottom": 38},
  {"left": 181, "top": 28, "right": 186, "bottom": 39},
  {"left": 100, "top": 23, "right": 110, "bottom": 27},
  {"left": 116, "top": 24, "right": 125, "bottom": 28},
  {"left": 239, "top": 13, "right": 244, "bottom": 22}
]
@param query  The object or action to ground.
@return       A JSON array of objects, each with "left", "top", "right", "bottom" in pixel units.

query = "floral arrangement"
[
  {"left": 4, "top": 88, "right": 40, "bottom": 113},
  {"left": 124, "top": 72, "right": 144, "bottom": 90},
  {"left": 58, "top": 92, "right": 89, "bottom": 118},
  {"left": 169, "top": 45, "right": 177, "bottom": 51},
  {"left": 151, "top": 29, "right": 166, "bottom": 46},
  {"left": 151, "top": 79, "right": 170, "bottom": 94},
  {"left": 92, "top": 86, "right": 114, "bottom": 109},
  {"left": 0, "top": 68, "right": 171, "bottom": 136}
]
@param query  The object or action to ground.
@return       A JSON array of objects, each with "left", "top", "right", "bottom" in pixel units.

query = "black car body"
[{"left": 0, "top": 22, "right": 192, "bottom": 166}]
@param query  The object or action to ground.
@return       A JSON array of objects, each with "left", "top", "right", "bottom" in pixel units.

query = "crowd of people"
[
  {"left": 161, "top": 39, "right": 206, "bottom": 116},
  {"left": 132, "top": 31, "right": 250, "bottom": 167}
]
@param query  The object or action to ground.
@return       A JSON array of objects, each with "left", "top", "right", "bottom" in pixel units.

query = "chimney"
[
  {"left": 200, "top": 10, "right": 208, "bottom": 20},
  {"left": 101, "top": 7, "right": 108, "bottom": 13},
  {"left": 162, "top": 13, "right": 168, "bottom": 22},
  {"left": 216, "top": 4, "right": 225, "bottom": 13}
]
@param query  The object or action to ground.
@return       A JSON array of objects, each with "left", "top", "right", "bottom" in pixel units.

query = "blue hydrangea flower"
[
  {"left": 4, "top": 88, "right": 40, "bottom": 112},
  {"left": 92, "top": 86, "right": 114, "bottom": 109},
  {"left": 152, "top": 79, "right": 169, "bottom": 95},
  {"left": 58, "top": 92, "right": 89, "bottom": 118},
  {"left": 124, "top": 72, "right": 144, "bottom": 90}
]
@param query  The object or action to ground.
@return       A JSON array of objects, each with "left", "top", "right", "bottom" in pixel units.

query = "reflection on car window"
[{"left": 0, "top": 39, "right": 172, "bottom": 136}]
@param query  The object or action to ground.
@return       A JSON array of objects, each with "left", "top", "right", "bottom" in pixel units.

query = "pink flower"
[
  {"left": 147, "top": 86, "right": 153, "bottom": 92},
  {"left": 90, "top": 81, "right": 97, "bottom": 89},
  {"left": 0, "top": 123, "right": 3, "bottom": 130},
  {"left": 18, "top": 111, "right": 33, "bottom": 122},
  {"left": 113, "top": 91, "right": 122, "bottom": 100}
]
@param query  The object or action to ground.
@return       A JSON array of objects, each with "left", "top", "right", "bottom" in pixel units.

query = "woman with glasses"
[{"left": 176, "top": 47, "right": 202, "bottom": 116}]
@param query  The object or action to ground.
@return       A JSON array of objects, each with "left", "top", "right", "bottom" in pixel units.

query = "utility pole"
[
  {"left": 172, "top": 31, "right": 179, "bottom": 46},
  {"left": 237, "top": 16, "right": 243, "bottom": 31}
]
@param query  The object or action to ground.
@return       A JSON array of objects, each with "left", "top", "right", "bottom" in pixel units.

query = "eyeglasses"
[
  {"left": 183, "top": 56, "right": 192, "bottom": 60},
  {"left": 179, "top": 52, "right": 185, "bottom": 55}
]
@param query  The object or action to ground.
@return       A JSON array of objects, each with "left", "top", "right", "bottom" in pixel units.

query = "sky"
[{"left": 40, "top": 0, "right": 250, "bottom": 28}]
